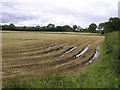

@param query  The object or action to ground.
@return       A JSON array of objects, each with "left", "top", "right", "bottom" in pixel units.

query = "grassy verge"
[
  {"left": 82, "top": 31, "right": 119, "bottom": 88},
  {"left": 3, "top": 31, "right": 119, "bottom": 88}
]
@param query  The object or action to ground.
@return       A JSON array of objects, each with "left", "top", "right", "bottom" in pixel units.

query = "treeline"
[
  {"left": 1, "top": 23, "right": 97, "bottom": 33},
  {"left": 1, "top": 24, "right": 73, "bottom": 32},
  {"left": 1, "top": 17, "right": 120, "bottom": 33}
]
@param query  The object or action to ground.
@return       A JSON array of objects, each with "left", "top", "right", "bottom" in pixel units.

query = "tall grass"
[{"left": 81, "top": 31, "right": 119, "bottom": 88}]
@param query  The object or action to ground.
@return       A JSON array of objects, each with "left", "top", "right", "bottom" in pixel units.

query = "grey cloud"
[
  {"left": 2, "top": 1, "right": 38, "bottom": 23},
  {"left": 2, "top": 12, "right": 37, "bottom": 23},
  {"left": 1, "top": 0, "right": 118, "bottom": 27},
  {"left": 1, "top": 1, "right": 15, "bottom": 8}
]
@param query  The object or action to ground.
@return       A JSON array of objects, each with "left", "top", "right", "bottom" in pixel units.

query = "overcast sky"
[{"left": 0, "top": 0, "right": 119, "bottom": 27}]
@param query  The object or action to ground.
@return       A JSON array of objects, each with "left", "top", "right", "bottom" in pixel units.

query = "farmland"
[{"left": 2, "top": 31, "right": 104, "bottom": 88}]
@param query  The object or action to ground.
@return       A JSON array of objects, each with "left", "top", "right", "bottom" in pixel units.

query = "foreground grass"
[
  {"left": 81, "top": 31, "right": 119, "bottom": 88},
  {"left": 3, "top": 31, "right": 119, "bottom": 88}
]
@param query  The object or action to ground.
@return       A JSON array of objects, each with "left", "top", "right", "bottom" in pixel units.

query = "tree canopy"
[
  {"left": 88, "top": 23, "right": 97, "bottom": 33},
  {"left": 99, "top": 17, "right": 120, "bottom": 32}
]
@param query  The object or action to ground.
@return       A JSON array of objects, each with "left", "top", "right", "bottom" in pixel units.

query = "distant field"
[
  {"left": 1, "top": 30, "right": 101, "bottom": 35},
  {"left": 2, "top": 31, "right": 104, "bottom": 87}
]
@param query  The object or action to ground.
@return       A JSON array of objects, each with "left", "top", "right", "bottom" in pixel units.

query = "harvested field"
[{"left": 2, "top": 31, "right": 104, "bottom": 79}]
